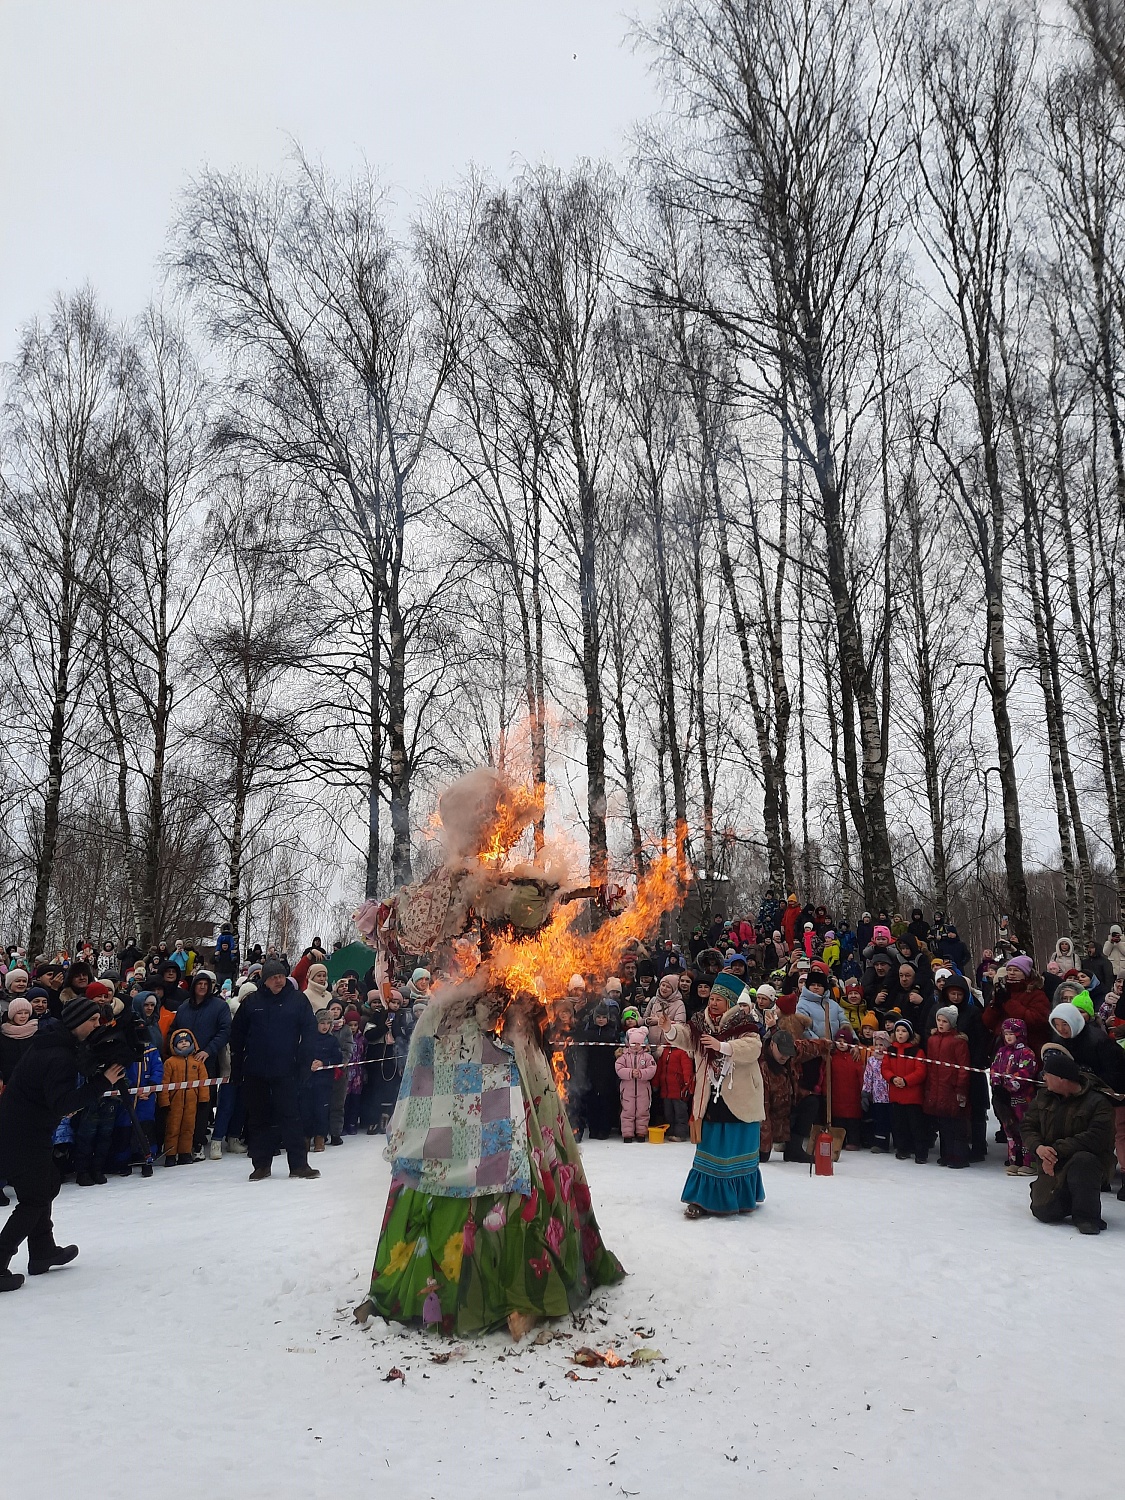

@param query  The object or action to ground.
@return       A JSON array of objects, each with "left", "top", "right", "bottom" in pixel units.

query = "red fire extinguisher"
[{"left": 813, "top": 1128, "right": 835, "bottom": 1176}]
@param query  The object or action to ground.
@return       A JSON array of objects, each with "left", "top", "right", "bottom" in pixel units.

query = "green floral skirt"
[{"left": 369, "top": 1065, "right": 624, "bottom": 1335}]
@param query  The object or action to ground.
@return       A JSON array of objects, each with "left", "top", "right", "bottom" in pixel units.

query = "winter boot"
[
  {"left": 28, "top": 1244, "right": 79, "bottom": 1276},
  {"left": 164, "top": 1154, "right": 177, "bottom": 1167},
  {"left": 313, "top": 1137, "right": 325, "bottom": 1152},
  {"left": 177, "top": 1153, "right": 194, "bottom": 1165},
  {"left": 248, "top": 1165, "right": 272, "bottom": 1182},
  {"left": 75, "top": 1170, "right": 97, "bottom": 1186},
  {"left": 209, "top": 1139, "right": 223, "bottom": 1160},
  {"left": 289, "top": 1165, "right": 321, "bottom": 1180},
  {"left": 225, "top": 1137, "right": 247, "bottom": 1155},
  {"left": 0, "top": 1266, "right": 24, "bottom": 1293},
  {"left": 329, "top": 1135, "right": 343, "bottom": 1147}
]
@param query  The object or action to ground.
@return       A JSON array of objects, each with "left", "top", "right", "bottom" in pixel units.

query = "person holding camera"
[{"left": 0, "top": 996, "right": 127, "bottom": 1292}]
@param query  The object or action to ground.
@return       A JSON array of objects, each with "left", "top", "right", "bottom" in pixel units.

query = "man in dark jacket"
[
  {"left": 229, "top": 959, "right": 319, "bottom": 1182},
  {"left": 861, "top": 953, "right": 902, "bottom": 1014},
  {"left": 935, "top": 925, "right": 971, "bottom": 974},
  {"left": 1021, "top": 1052, "right": 1115, "bottom": 1235},
  {"left": 174, "top": 970, "right": 231, "bottom": 1158},
  {"left": 0, "top": 998, "right": 126, "bottom": 1290},
  {"left": 906, "top": 908, "right": 930, "bottom": 943},
  {"left": 33, "top": 962, "right": 65, "bottom": 1020}
]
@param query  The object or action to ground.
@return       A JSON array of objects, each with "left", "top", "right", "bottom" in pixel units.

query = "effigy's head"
[{"left": 436, "top": 767, "right": 543, "bottom": 866}]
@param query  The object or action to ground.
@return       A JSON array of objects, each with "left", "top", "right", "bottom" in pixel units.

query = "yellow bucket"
[{"left": 647, "top": 1125, "right": 668, "bottom": 1144}]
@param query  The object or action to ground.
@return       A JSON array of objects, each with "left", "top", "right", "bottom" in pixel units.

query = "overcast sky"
[{"left": 0, "top": 0, "right": 665, "bottom": 360}]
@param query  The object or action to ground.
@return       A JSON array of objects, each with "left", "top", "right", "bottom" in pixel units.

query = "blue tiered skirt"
[{"left": 681, "top": 1120, "right": 766, "bottom": 1215}]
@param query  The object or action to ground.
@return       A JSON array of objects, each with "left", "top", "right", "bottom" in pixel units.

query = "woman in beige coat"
[{"left": 661, "top": 972, "right": 765, "bottom": 1219}]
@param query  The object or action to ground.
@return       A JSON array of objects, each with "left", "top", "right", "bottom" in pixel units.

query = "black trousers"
[
  {"left": 785, "top": 1095, "right": 823, "bottom": 1160},
  {"left": 891, "top": 1103, "right": 929, "bottom": 1161},
  {"left": 662, "top": 1098, "right": 689, "bottom": 1139},
  {"left": 242, "top": 1073, "right": 309, "bottom": 1172},
  {"left": 0, "top": 1148, "right": 61, "bottom": 1265},
  {"left": 1031, "top": 1150, "right": 1104, "bottom": 1227},
  {"left": 934, "top": 1114, "right": 969, "bottom": 1165}
]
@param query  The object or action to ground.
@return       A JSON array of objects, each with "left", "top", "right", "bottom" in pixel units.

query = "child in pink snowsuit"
[
  {"left": 616, "top": 1027, "right": 656, "bottom": 1142},
  {"left": 989, "top": 1016, "right": 1038, "bottom": 1172}
]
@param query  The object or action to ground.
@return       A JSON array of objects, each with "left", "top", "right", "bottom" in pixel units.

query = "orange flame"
[
  {"left": 485, "top": 849, "right": 684, "bottom": 1026},
  {"left": 474, "top": 782, "right": 545, "bottom": 868}
]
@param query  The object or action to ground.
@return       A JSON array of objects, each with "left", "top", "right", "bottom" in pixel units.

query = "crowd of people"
[
  {"left": 549, "top": 896, "right": 1125, "bottom": 1233},
  {"left": 0, "top": 894, "right": 1123, "bottom": 1294},
  {"left": 0, "top": 932, "right": 433, "bottom": 1193}
]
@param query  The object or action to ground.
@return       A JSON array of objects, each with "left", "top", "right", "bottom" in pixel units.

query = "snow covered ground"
[{"left": 2, "top": 1134, "right": 1118, "bottom": 1499}]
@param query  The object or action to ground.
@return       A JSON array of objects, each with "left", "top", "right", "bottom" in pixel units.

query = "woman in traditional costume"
[{"left": 662, "top": 972, "right": 766, "bottom": 1219}]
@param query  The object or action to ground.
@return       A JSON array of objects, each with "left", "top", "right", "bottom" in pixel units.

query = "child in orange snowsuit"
[{"left": 161, "top": 1027, "right": 210, "bottom": 1165}]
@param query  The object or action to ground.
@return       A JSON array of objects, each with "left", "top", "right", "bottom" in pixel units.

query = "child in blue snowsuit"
[{"left": 111, "top": 1043, "right": 164, "bottom": 1174}]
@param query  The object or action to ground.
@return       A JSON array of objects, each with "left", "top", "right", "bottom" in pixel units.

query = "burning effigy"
[{"left": 352, "top": 767, "right": 681, "bottom": 1341}]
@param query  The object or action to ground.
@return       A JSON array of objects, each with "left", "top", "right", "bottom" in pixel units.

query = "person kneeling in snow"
[{"left": 1022, "top": 1050, "right": 1115, "bottom": 1235}]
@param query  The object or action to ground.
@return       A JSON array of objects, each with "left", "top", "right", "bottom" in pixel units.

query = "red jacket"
[
  {"left": 828, "top": 1047, "right": 864, "bottom": 1120},
  {"left": 881, "top": 1043, "right": 927, "bottom": 1107},
  {"left": 923, "top": 1030, "right": 969, "bottom": 1116},
  {"left": 654, "top": 1044, "right": 694, "bottom": 1101},
  {"left": 982, "top": 980, "right": 1051, "bottom": 1057},
  {"left": 781, "top": 903, "right": 803, "bottom": 949}
]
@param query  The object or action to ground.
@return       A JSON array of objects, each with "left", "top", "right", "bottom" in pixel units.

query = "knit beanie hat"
[
  {"left": 1072, "top": 990, "right": 1096, "bottom": 1021},
  {"left": 620, "top": 1006, "right": 641, "bottom": 1026},
  {"left": 755, "top": 983, "right": 777, "bottom": 1003},
  {"left": 1049, "top": 1002, "right": 1086, "bottom": 1038},
  {"left": 61, "top": 996, "right": 99, "bottom": 1029},
  {"left": 711, "top": 971, "right": 744, "bottom": 1004},
  {"left": 860, "top": 1011, "right": 877, "bottom": 1029},
  {"left": 873, "top": 924, "right": 892, "bottom": 946},
  {"left": 86, "top": 981, "right": 112, "bottom": 1001},
  {"left": 934, "top": 1006, "right": 959, "bottom": 1029},
  {"left": 1006, "top": 954, "right": 1033, "bottom": 976},
  {"left": 261, "top": 958, "right": 288, "bottom": 981},
  {"left": 892, "top": 1017, "right": 915, "bottom": 1040},
  {"left": 1041, "top": 1048, "right": 1082, "bottom": 1083},
  {"left": 872, "top": 1030, "right": 890, "bottom": 1047},
  {"left": 170, "top": 1027, "right": 196, "bottom": 1054}
]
